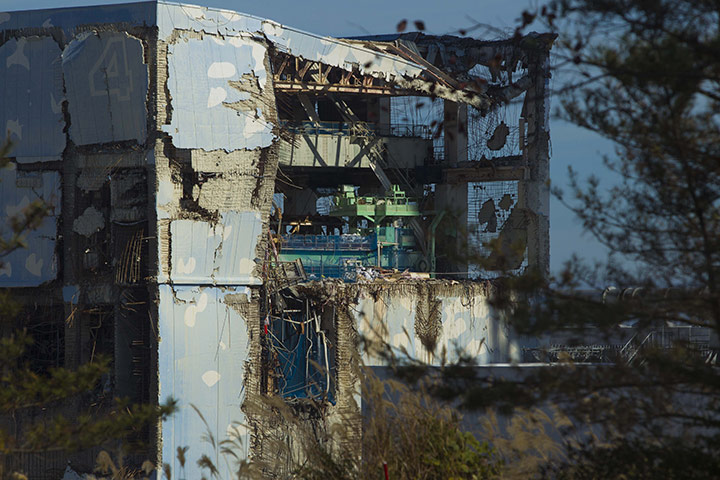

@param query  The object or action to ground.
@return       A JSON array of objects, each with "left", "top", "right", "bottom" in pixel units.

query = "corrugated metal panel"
[
  {"left": 158, "top": 284, "right": 250, "bottom": 480},
  {"left": 0, "top": 165, "right": 60, "bottom": 286},
  {"left": 0, "top": 36, "right": 65, "bottom": 162},
  {"left": 62, "top": 31, "right": 148, "bottom": 145},
  {"left": 162, "top": 33, "right": 274, "bottom": 151},
  {"left": 168, "top": 211, "right": 263, "bottom": 285}
]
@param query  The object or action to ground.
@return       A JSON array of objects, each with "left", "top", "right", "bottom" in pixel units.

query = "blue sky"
[{"left": 2, "top": 0, "right": 615, "bottom": 273}]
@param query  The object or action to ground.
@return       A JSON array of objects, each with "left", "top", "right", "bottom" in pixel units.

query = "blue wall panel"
[
  {"left": 63, "top": 31, "right": 148, "bottom": 145},
  {"left": 0, "top": 36, "right": 65, "bottom": 162},
  {"left": 167, "top": 211, "right": 263, "bottom": 285},
  {"left": 0, "top": 165, "right": 60, "bottom": 286},
  {"left": 162, "top": 33, "right": 274, "bottom": 151},
  {"left": 0, "top": 2, "right": 155, "bottom": 37},
  {"left": 158, "top": 284, "right": 250, "bottom": 479}
]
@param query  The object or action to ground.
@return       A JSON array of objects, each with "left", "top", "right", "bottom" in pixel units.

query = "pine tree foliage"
[{"left": 472, "top": 1, "right": 720, "bottom": 477}]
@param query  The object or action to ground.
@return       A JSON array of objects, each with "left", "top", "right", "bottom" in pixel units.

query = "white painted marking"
[
  {"left": 183, "top": 292, "right": 208, "bottom": 327},
  {"left": 88, "top": 36, "right": 132, "bottom": 101},
  {"left": 0, "top": 262, "right": 11, "bottom": 278},
  {"left": 250, "top": 43, "right": 267, "bottom": 89},
  {"left": 6, "top": 119, "right": 22, "bottom": 140},
  {"left": 228, "top": 36, "right": 245, "bottom": 48},
  {"left": 202, "top": 370, "right": 221, "bottom": 387},
  {"left": 465, "top": 338, "right": 486, "bottom": 356},
  {"left": 222, "top": 225, "right": 233, "bottom": 241},
  {"left": 445, "top": 315, "right": 467, "bottom": 340},
  {"left": 393, "top": 332, "right": 410, "bottom": 351},
  {"left": 42, "top": 18, "right": 53, "bottom": 28},
  {"left": 6, "top": 38, "right": 29, "bottom": 70},
  {"left": 261, "top": 20, "right": 283, "bottom": 37},
  {"left": 25, "top": 253, "right": 43, "bottom": 277},
  {"left": 207, "top": 62, "right": 236, "bottom": 79},
  {"left": 207, "top": 86, "right": 227, "bottom": 107},
  {"left": 238, "top": 257, "right": 254, "bottom": 274},
  {"left": 50, "top": 93, "right": 63, "bottom": 115},
  {"left": 6, "top": 195, "right": 30, "bottom": 217},
  {"left": 176, "top": 257, "right": 197, "bottom": 275},
  {"left": 0, "top": 13, "right": 10, "bottom": 25}
]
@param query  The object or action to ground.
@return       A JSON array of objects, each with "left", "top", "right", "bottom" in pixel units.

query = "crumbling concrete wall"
[
  {"left": 309, "top": 280, "right": 518, "bottom": 367},
  {"left": 152, "top": 7, "right": 281, "bottom": 478},
  {"left": 245, "top": 279, "right": 520, "bottom": 477},
  {"left": 0, "top": 4, "right": 162, "bottom": 477}
]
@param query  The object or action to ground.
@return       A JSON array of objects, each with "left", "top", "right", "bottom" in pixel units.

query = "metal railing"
[
  {"left": 281, "top": 234, "right": 375, "bottom": 251},
  {"left": 620, "top": 326, "right": 714, "bottom": 364},
  {"left": 280, "top": 121, "right": 431, "bottom": 139}
]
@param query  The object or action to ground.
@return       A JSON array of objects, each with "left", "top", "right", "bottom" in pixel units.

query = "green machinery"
[{"left": 278, "top": 185, "right": 430, "bottom": 279}]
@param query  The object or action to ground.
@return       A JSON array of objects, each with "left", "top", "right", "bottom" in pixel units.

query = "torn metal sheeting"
[
  {"left": 157, "top": 3, "right": 423, "bottom": 79},
  {"left": 162, "top": 33, "right": 274, "bottom": 151},
  {"left": 158, "top": 3, "right": 494, "bottom": 110}
]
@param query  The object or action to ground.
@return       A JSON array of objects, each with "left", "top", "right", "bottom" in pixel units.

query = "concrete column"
[
  {"left": 517, "top": 57, "right": 551, "bottom": 276},
  {"left": 443, "top": 101, "right": 468, "bottom": 165}
]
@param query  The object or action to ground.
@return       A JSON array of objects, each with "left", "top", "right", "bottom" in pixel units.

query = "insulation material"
[
  {"left": 162, "top": 34, "right": 274, "bottom": 151},
  {"left": 0, "top": 164, "right": 60, "bottom": 286},
  {"left": 158, "top": 284, "right": 250, "bottom": 480},
  {"left": 62, "top": 31, "right": 148, "bottom": 145},
  {"left": 156, "top": 177, "right": 178, "bottom": 221},
  {"left": 168, "top": 211, "right": 262, "bottom": 285},
  {"left": 0, "top": 36, "right": 65, "bottom": 162}
]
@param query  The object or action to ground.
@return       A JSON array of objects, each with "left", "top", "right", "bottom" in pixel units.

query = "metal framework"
[{"left": 272, "top": 51, "right": 410, "bottom": 95}]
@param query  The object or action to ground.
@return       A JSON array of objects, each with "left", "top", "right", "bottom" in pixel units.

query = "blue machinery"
[
  {"left": 277, "top": 185, "right": 431, "bottom": 279},
  {"left": 267, "top": 309, "right": 334, "bottom": 403}
]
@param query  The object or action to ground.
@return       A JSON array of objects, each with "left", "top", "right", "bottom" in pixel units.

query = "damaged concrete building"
[{"left": 0, "top": 1, "right": 554, "bottom": 477}]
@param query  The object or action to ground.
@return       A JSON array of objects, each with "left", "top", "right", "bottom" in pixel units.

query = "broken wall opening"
[
  {"left": 18, "top": 304, "right": 66, "bottom": 375},
  {"left": 260, "top": 259, "right": 336, "bottom": 404}
]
